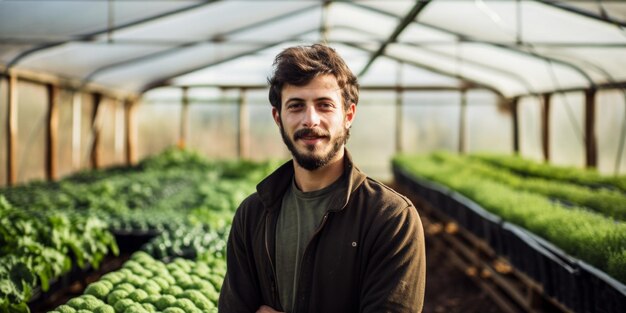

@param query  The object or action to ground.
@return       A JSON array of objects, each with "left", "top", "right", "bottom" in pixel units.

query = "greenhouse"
[{"left": 1, "top": 0, "right": 625, "bottom": 312}]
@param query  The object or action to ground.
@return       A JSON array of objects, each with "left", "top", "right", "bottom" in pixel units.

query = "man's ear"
[
  {"left": 345, "top": 103, "right": 356, "bottom": 129},
  {"left": 272, "top": 107, "right": 281, "bottom": 127}
]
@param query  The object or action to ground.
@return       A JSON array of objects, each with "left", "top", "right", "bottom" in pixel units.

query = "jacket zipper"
[
  {"left": 293, "top": 211, "right": 330, "bottom": 313},
  {"left": 265, "top": 213, "right": 281, "bottom": 309}
]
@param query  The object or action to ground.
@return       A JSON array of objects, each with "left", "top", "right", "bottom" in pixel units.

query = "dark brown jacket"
[{"left": 218, "top": 151, "right": 426, "bottom": 313}]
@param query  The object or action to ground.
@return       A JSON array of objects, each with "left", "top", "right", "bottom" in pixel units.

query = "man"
[{"left": 218, "top": 44, "right": 426, "bottom": 313}]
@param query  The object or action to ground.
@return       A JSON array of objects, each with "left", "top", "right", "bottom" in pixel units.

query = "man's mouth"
[
  {"left": 300, "top": 136, "right": 324, "bottom": 145},
  {"left": 294, "top": 129, "right": 329, "bottom": 145}
]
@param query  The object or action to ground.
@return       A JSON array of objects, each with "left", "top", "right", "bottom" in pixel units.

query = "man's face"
[{"left": 273, "top": 74, "right": 356, "bottom": 171}]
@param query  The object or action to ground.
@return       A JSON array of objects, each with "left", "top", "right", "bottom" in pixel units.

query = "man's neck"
[{"left": 293, "top": 150, "right": 345, "bottom": 193}]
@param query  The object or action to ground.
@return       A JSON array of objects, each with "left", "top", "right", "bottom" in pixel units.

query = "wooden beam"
[
  {"left": 541, "top": 93, "right": 552, "bottom": 162},
  {"left": 173, "top": 84, "right": 486, "bottom": 92},
  {"left": 395, "top": 62, "right": 404, "bottom": 154},
  {"left": 71, "top": 91, "right": 82, "bottom": 170},
  {"left": 45, "top": 83, "right": 59, "bottom": 181},
  {"left": 395, "top": 87, "right": 404, "bottom": 154},
  {"left": 0, "top": 66, "right": 138, "bottom": 101},
  {"left": 584, "top": 89, "right": 597, "bottom": 168},
  {"left": 125, "top": 98, "right": 138, "bottom": 165},
  {"left": 91, "top": 93, "right": 102, "bottom": 169},
  {"left": 458, "top": 90, "right": 468, "bottom": 154},
  {"left": 114, "top": 99, "right": 125, "bottom": 164},
  {"left": 511, "top": 97, "right": 520, "bottom": 154},
  {"left": 238, "top": 88, "right": 249, "bottom": 159},
  {"left": 178, "top": 87, "right": 190, "bottom": 149},
  {"left": 6, "top": 73, "right": 18, "bottom": 185}
]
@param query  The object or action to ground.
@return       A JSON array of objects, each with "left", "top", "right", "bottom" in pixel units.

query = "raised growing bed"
[
  {"left": 393, "top": 163, "right": 626, "bottom": 313},
  {"left": 0, "top": 148, "right": 277, "bottom": 312}
]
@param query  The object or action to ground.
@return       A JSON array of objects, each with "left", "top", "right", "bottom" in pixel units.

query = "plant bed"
[
  {"left": 1, "top": 148, "right": 280, "bottom": 312},
  {"left": 46, "top": 251, "right": 224, "bottom": 313},
  {"left": 502, "top": 223, "right": 582, "bottom": 312},
  {"left": 469, "top": 153, "right": 626, "bottom": 193},
  {"left": 112, "top": 230, "right": 163, "bottom": 255},
  {"left": 393, "top": 155, "right": 626, "bottom": 313}
]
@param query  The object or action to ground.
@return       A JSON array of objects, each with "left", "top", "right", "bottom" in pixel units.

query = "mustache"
[{"left": 293, "top": 128, "right": 330, "bottom": 140}]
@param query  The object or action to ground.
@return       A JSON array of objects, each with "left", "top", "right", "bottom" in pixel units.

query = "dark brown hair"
[{"left": 268, "top": 44, "right": 359, "bottom": 112}]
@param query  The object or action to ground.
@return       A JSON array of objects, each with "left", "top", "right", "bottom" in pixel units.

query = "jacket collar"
[{"left": 257, "top": 149, "right": 367, "bottom": 212}]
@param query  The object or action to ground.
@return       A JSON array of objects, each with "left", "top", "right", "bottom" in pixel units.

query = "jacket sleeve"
[
  {"left": 359, "top": 204, "right": 426, "bottom": 313},
  {"left": 218, "top": 200, "right": 263, "bottom": 313}
]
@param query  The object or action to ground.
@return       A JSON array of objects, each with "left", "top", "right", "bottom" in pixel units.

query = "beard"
[{"left": 279, "top": 122, "right": 350, "bottom": 171}]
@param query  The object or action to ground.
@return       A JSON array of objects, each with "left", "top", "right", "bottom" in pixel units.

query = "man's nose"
[{"left": 302, "top": 105, "right": 320, "bottom": 128}]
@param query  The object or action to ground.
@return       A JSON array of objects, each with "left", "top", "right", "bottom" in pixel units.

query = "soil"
[{"left": 423, "top": 238, "right": 505, "bottom": 313}]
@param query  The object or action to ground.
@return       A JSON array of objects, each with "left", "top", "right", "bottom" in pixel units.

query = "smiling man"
[{"left": 218, "top": 44, "right": 426, "bottom": 313}]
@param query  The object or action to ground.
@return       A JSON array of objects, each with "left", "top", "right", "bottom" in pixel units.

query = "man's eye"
[{"left": 288, "top": 103, "right": 303, "bottom": 109}]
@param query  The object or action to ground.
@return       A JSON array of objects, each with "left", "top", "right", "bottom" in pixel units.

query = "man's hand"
[{"left": 256, "top": 305, "right": 284, "bottom": 313}]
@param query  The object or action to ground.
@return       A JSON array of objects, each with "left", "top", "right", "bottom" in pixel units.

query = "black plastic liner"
[
  {"left": 393, "top": 164, "right": 626, "bottom": 313},
  {"left": 113, "top": 229, "right": 162, "bottom": 254}
]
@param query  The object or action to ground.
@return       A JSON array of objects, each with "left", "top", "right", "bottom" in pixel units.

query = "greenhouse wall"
[
  {"left": 188, "top": 102, "right": 238, "bottom": 159},
  {"left": 16, "top": 81, "right": 46, "bottom": 184},
  {"left": 519, "top": 96, "right": 544, "bottom": 162},
  {"left": 466, "top": 90, "right": 512, "bottom": 154},
  {"left": 597, "top": 90, "right": 626, "bottom": 175},
  {"left": 136, "top": 102, "right": 180, "bottom": 162},
  {"left": 350, "top": 90, "right": 396, "bottom": 180},
  {"left": 0, "top": 79, "right": 6, "bottom": 185},
  {"left": 247, "top": 89, "right": 291, "bottom": 162},
  {"left": 99, "top": 98, "right": 119, "bottom": 168},
  {"left": 550, "top": 92, "right": 585, "bottom": 168},
  {"left": 3, "top": 83, "right": 626, "bottom": 187},
  {"left": 79, "top": 93, "right": 95, "bottom": 171},
  {"left": 401, "top": 91, "right": 460, "bottom": 155},
  {"left": 56, "top": 89, "right": 74, "bottom": 178}
]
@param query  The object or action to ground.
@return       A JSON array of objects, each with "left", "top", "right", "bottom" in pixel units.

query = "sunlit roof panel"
[
  {"left": 109, "top": 1, "right": 315, "bottom": 42},
  {"left": 397, "top": 23, "right": 457, "bottom": 44},
  {"left": 425, "top": 42, "right": 590, "bottom": 92},
  {"left": 173, "top": 54, "right": 273, "bottom": 86},
  {"left": 18, "top": 42, "right": 169, "bottom": 80},
  {"left": 386, "top": 44, "right": 528, "bottom": 96},
  {"left": 418, "top": 1, "right": 520, "bottom": 42},
  {"left": 94, "top": 43, "right": 267, "bottom": 91},
  {"left": 228, "top": 7, "right": 322, "bottom": 42},
  {"left": 328, "top": 2, "right": 399, "bottom": 39},
  {"left": 0, "top": 0, "right": 200, "bottom": 40},
  {"left": 520, "top": 2, "right": 626, "bottom": 43},
  {"left": 559, "top": 1, "right": 626, "bottom": 24},
  {"left": 533, "top": 46, "right": 626, "bottom": 83},
  {"left": 357, "top": 1, "right": 415, "bottom": 17},
  {"left": 357, "top": 56, "right": 460, "bottom": 87}
]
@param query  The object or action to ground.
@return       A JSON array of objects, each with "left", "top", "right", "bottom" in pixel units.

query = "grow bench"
[
  {"left": 393, "top": 164, "right": 626, "bottom": 313},
  {"left": 27, "top": 229, "right": 159, "bottom": 312}
]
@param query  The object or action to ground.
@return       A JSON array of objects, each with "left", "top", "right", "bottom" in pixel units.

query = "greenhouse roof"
[{"left": 1, "top": 0, "right": 625, "bottom": 98}]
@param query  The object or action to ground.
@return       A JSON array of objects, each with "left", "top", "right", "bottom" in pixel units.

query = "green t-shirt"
[{"left": 275, "top": 176, "right": 344, "bottom": 312}]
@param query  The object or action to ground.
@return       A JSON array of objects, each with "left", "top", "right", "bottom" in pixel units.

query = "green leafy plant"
[
  {"left": 394, "top": 153, "right": 626, "bottom": 283},
  {"left": 471, "top": 153, "right": 626, "bottom": 192},
  {"left": 433, "top": 152, "right": 626, "bottom": 221}
]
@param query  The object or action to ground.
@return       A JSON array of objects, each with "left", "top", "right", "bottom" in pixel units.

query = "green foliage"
[
  {"left": 0, "top": 147, "right": 276, "bottom": 311},
  {"left": 0, "top": 200, "right": 114, "bottom": 311},
  {"left": 53, "top": 250, "right": 226, "bottom": 313},
  {"left": 92, "top": 305, "right": 114, "bottom": 313},
  {"left": 607, "top": 250, "right": 626, "bottom": 284},
  {"left": 394, "top": 153, "right": 626, "bottom": 284},
  {"left": 435, "top": 152, "right": 626, "bottom": 221},
  {"left": 472, "top": 153, "right": 626, "bottom": 192}
]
